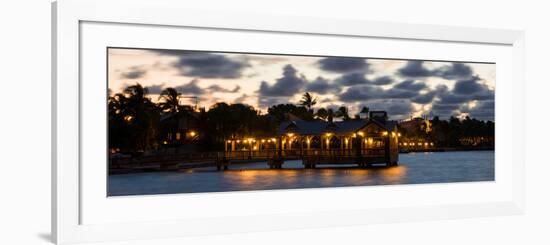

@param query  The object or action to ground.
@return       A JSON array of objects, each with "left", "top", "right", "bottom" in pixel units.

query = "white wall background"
[{"left": 0, "top": 0, "right": 548, "bottom": 244}]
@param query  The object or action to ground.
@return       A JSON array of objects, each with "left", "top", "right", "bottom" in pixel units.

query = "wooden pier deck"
[{"left": 110, "top": 147, "right": 395, "bottom": 174}]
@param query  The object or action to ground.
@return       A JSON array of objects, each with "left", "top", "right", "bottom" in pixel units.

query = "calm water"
[{"left": 108, "top": 151, "right": 494, "bottom": 196}]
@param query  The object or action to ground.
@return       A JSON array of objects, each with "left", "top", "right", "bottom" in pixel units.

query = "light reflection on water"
[{"left": 108, "top": 151, "right": 494, "bottom": 196}]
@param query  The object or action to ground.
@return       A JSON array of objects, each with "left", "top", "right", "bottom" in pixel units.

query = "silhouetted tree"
[
  {"left": 299, "top": 92, "right": 317, "bottom": 111},
  {"left": 360, "top": 106, "right": 369, "bottom": 118},
  {"left": 108, "top": 83, "right": 160, "bottom": 153},
  {"left": 316, "top": 108, "right": 328, "bottom": 121},
  {"left": 158, "top": 87, "right": 181, "bottom": 113},
  {"left": 336, "top": 106, "right": 350, "bottom": 121},
  {"left": 267, "top": 104, "right": 313, "bottom": 122},
  {"left": 327, "top": 108, "right": 337, "bottom": 122}
]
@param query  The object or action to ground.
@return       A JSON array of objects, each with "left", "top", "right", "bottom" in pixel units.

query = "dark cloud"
[
  {"left": 433, "top": 63, "right": 473, "bottom": 80},
  {"left": 153, "top": 50, "right": 249, "bottom": 79},
  {"left": 258, "top": 65, "right": 306, "bottom": 97},
  {"left": 368, "top": 99, "right": 414, "bottom": 119},
  {"left": 399, "top": 61, "right": 478, "bottom": 81},
  {"left": 258, "top": 96, "right": 290, "bottom": 109},
  {"left": 411, "top": 91, "right": 436, "bottom": 104},
  {"left": 337, "top": 73, "right": 369, "bottom": 86},
  {"left": 369, "top": 76, "right": 394, "bottom": 85},
  {"left": 120, "top": 66, "right": 147, "bottom": 79},
  {"left": 453, "top": 76, "right": 484, "bottom": 95},
  {"left": 394, "top": 80, "right": 427, "bottom": 91},
  {"left": 336, "top": 73, "right": 395, "bottom": 86},
  {"left": 398, "top": 61, "right": 431, "bottom": 77},
  {"left": 428, "top": 82, "right": 494, "bottom": 120},
  {"left": 453, "top": 76, "right": 494, "bottom": 101},
  {"left": 432, "top": 84, "right": 469, "bottom": 104},
  {"left": 338, "top": 85, "right": 379, "bottom": 102},
  {"left": 471, "top": 88, "right": 494, "bottom": 101},
  {"left": 145, "top": 84, "right": 165, "bottom": 94},
  {"left": 438, "top": 92, "right": 470, "bottom": 104},
  {"left": 305, "top": 76, "right": 342, "bottom": 94},
  {"left": 318, "top": 57, "right": 369, "bottom": 73},
  {"left": 430, "top": 86, "right": 463, "bottom": 117},
  {"left": 338, "top": 85, "right": 419, "bottom": 102},
  {"left": 174, "top": 79, "right": 205, "bottom": 95},
  {"left": 460, "top": 100, "right": 495, "bottom": 120},
  {"left": 430, "top": 103, "right": 462, "bottom": 118},
  {"left": 207, "top": 85, "right": 241, "bottom": 93},
  {"left": 382, "top": 88, "right": 420, "bottom": 99}
]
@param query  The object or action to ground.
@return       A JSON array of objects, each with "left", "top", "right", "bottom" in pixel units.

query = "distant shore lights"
[{"left": 398, "top": 141, "right": 435, "bottom": 148}]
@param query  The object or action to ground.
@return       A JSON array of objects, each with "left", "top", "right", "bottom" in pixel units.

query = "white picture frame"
[{"left": 52, "top": 0, "right": 525, "bottom": 244}]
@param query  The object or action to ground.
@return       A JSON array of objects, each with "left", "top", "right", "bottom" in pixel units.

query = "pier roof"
[{"left": 279, "top": 118, "right": 397, "bottom": 136}]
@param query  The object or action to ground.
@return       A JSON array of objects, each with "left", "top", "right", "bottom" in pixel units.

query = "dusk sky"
[{"left": 108, "top": 48, "right": 495, "bottom": 121}]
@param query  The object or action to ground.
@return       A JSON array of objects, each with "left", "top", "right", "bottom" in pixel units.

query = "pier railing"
[{"left": 112, "top": 148, "right": 385, "bottom": 165}]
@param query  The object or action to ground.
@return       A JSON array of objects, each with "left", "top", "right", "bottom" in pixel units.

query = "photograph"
[{"left": 107, "top": 47, "right": 495, "bottom": 196}]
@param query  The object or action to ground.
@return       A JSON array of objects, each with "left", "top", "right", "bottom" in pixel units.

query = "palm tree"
[
  {"left": 360, "top": 106, "right": 369, "bottom": 119},
  {"left": 336, "top": 106, "right": 350, "bottom": 121},
  {"left": 299, "top": 92, "right": 317, "bottom": 111},
  {"left": 158, "top": 87, "right": 181, "bottom": 113},
  {"left": 124, "top": 83, "right": 148, "bottom": 102},
  {"left": 316, "top": 108, "right": 328, "bottom": 121},
  {"left": 120, "top": 83, "right": 160, "bottom": 152},
  {"left": 327, "top": 108, "right": 337, "bottom": 123}
]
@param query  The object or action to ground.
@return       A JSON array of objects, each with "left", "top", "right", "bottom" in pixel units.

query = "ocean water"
[{"left": 108, "top": 151, "right": 494, "bottom": 196}]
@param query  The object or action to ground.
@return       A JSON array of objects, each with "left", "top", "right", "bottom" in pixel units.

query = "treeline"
[
  {"left": 108, "top": 85, "right": 322, "bottom": 153},
  {"left": 401, "top": 116, "right": 495, "bottom": 148},
  {"left": 109, "top": 83, "right": 494, "bottom": 153}
]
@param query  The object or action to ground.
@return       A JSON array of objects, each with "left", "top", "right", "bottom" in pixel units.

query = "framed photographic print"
[
  {"left": 52, "top": 0, "right": 525, "bottom": 244},
  {"left": 106, "top": 48, "right": 496, "bottom": 196}
]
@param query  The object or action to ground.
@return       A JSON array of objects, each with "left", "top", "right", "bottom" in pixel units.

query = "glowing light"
[
  {"left": 271, "top": 138, "right": 277, "bottom": 142},
  {"left": 124, "top": 115, "right": 134, "bottom": 122},
  {"left": 352, "top": 133, "right": 357, "bottom": 138},
  {"left": 287, "top": 133, "right": 294, "bottom": 137},
  {"left": 382, "top": 131, "right": 388, "bottom": 136},
  {"left": 253, "top": 146, "right": 258, "bottom": 150},
  {"left": 189, "top": 131, "right": 196, "bottom": 137},
  {"left": 261, "top": 139, "right": 266, "bottom": 143},
  {"left": 325, "top": 133, "right": 332, "bottom": 137},
  {"left": 368, "top": 138, "right": 373, "bottom": 144},
  {"left": 398, "top": 133, "right": 401, "bottom": 137},
  {"left": 227, "top": 140, "right": 232, "bottom": 143},
  {"left": 357, "top": 132, "right": 365, "bottom": 137},
  {"left": 236, "top": 140, "right": 241, "bottom": 143},
  {"left": 403, "top": 142, "right": 408, "bottom": 146},
  {"left": 424, "top": 142, "right": 428, "bottom": 146},
  {"left": 391, "top": 132, "right": 396, "bottom": 137},
  {"left": 430, "top": 142, "right": 434, "bottom": 146},
  {"left": 163, "top": 141, "right": 167, "bottom": 145}
]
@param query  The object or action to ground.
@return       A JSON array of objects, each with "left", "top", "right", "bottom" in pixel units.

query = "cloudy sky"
[{"left": 108, "top": 48, "right": 495, "bottom": 121}]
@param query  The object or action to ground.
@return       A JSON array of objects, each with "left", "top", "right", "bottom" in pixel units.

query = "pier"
[
  {"left": 109, "top": 111, "right": 401, "bottom": 173},
  {"left": 109, "top": 147, "right": 395, "bottom": 174}
]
